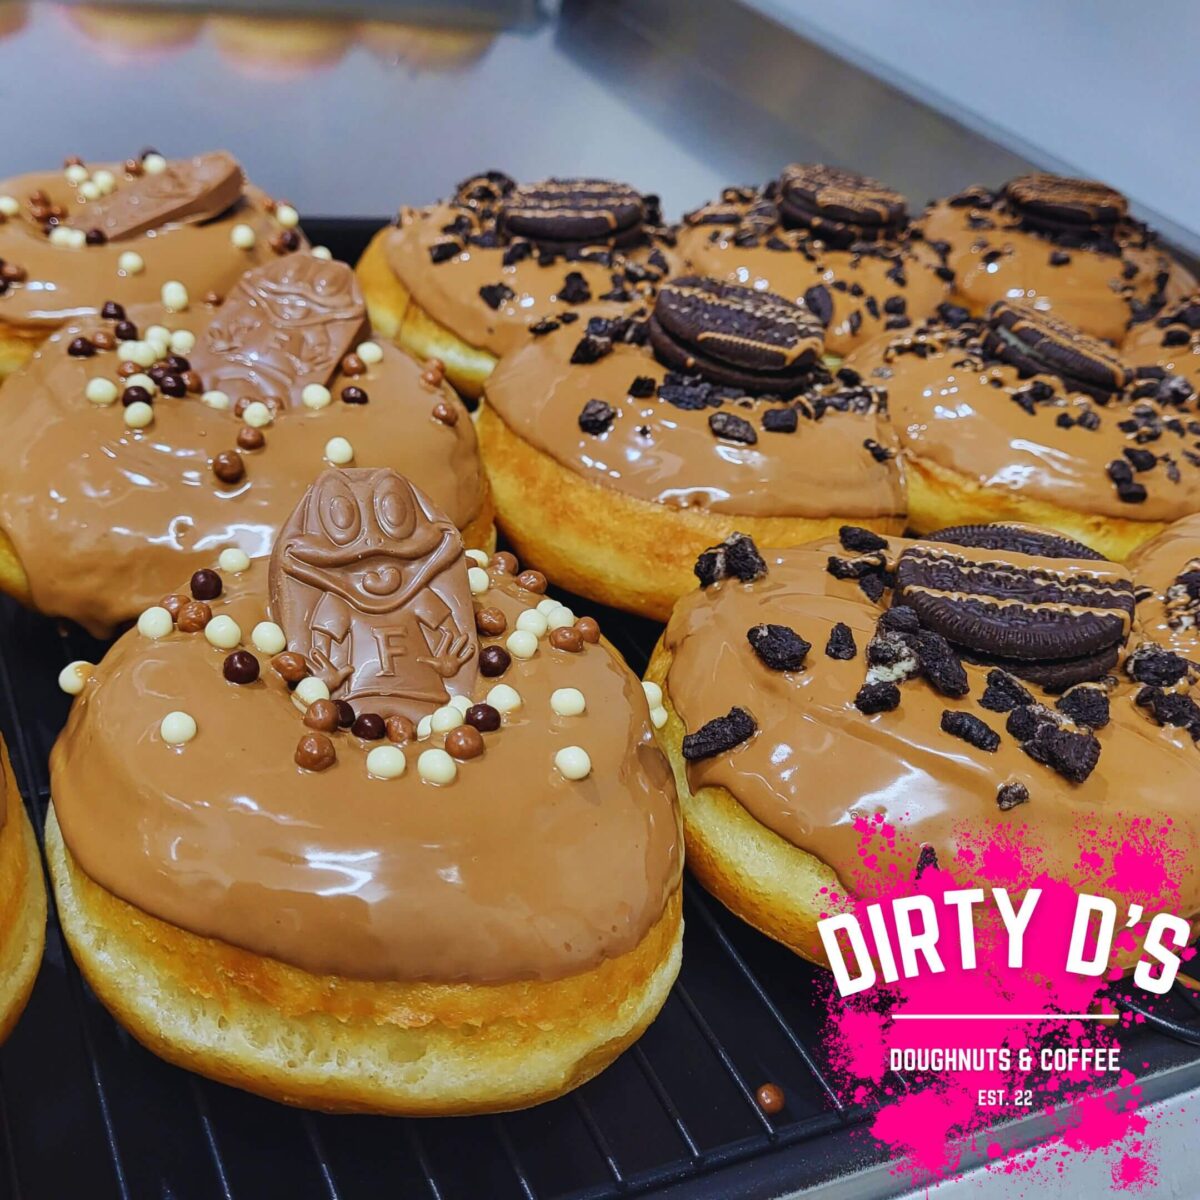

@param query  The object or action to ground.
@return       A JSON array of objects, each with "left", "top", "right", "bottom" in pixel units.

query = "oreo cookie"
[
  {"left": 650, "top": 276, "right": 823, "bottom": 394},
  {"left": 964, "top": 643, "right": 1120, "bottom": 693},
  {"left": 499, "top": 179, "right": 645, "bottom": 248},
  {"left": 1004, "top": 173, "right": 1128, "bottom": 236},
  {"left": 982, "top": 301, "right": 1132, "bottom": 399},
  {"left": 778, "top": 164, "right": 907, "bottom": 247},
  {"left": 928, "top": 523, "right": 1108, "bottom": 562},
  {"left": 894, "top": 543, "right": 1135, "bottom": 663}
]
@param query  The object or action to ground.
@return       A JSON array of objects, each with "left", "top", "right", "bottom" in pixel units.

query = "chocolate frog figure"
[
  {"left": 269, "top": 468, "right": 478, "bottom": 720},
  {"left": 191, "top": 254, "right": 367, "bottom": 410}
]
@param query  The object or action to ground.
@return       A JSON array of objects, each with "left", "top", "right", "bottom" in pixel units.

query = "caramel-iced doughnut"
[
  {"left": 676, "top": 165, "right": 951, "bottom": 356},
  {"left": 0, "top": 739, "right": 45, "bottom": 1046},
  {"left": 0, "top": 150, "right": 305, "bottom": 377},
  {"left": 919, "top": 173, "right": 1196, "bottom": 343},
  {"left": 48, "top": 467, "right": 682, "bottom": 1115},
  {"left": 356, "top": 172, "right": 678, "bottom": 397},
  {"left": 481, "top": 276, "right": 906, "bottom": 620},
  {"left": 648, "top": 525, "right": 1200, "bottom": 964},
  {"left": 849, "top": 302, "right": 1200, "bottom": 560},
  {"left": 0, "top": 253, "right": 492, "bottom": 635}
]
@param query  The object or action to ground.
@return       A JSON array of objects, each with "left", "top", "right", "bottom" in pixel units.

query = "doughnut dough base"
[
  {"left": 357, "top": 230, "right": 498, "bottom": 399},
  {"left": 904, "top": 453, "right": 1168, "bottom": 563},
  {"left": 478, "top": 402, "right": 905, "bottom": 622},
  {"left": 645, "top": 639, "right": 838, "bottom": 965},
  {"left": 0, "top": 770, "right": 47, "bottom": 1045},
  {"left": 0, "top": 322, "right": 47, "bottom": 380},
  {"left": 47, "top": 804, "right": 682, "bottom": 1115}
]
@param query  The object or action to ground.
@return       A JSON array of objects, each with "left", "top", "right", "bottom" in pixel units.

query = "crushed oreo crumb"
[
  {"left": 709, "top": 411, "right": 758, "bottom": 444},
  {"left": 747, "top": 623, "right": 811, "bottom": 671},
  {"left": 762, "top": 407, "right": 798, "bottom": 433},
  {"left": 694, "top": 533, "right": 767, "bottom": 587},
  {"left": 629, "top": 375, "right": 656, "bottom": 398},
  {"left": 839, "top": 525, "right": 888, "bottom": 553},
  {"left": 1055, "top": 684, "right": 1111, "bottom": 729},
  {"left": 825, "top": 622, "right": 857, "bottom": 660},
  {"left": 980, "top": 669, "right": 1035, "bottom": 713},
  {"left": 681, "top": 706, "right": 757, "bottom": 760},
  {"left": 915, "top": 845, "right": 939, "bottom": 880},
  {"left": 1125, "top": 643, "right": 1192, "bottom": 687},
  {"left": 855, "top": 681, "right": 901, "bottom": 714},
  {"left": 941, "top": 709, "right": 1000, "bottom": 752},
  {"left": 558, "top": 272, "right": 592, "bottom": 304},
  {"left": 578, "top": 398, "right": 615, "bottom": 435},
  {"left": 479, "top": 282, "right": 514, "bottom": 310},
  {"left": 997, "top": 781, "right": 1030, "bottom": 811}
]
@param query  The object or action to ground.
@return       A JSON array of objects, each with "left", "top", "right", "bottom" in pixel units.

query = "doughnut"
[
  {"left": 919, "top": 173, "right": 1196, "bottom": 343},
  {"left": 0, "top": 150, "right": 305, "bottom": 377},
  {"left": 48, "top": 466, "right": 682, "bottom": 1115},
  {"left": 356, "top": 172, "right": 678, "bottom": 398},
  {"left": 481, "top": 276, "right": 906, "bottom": 620},
  {"left": 0, "top": 738, "right": 45, "bottom": 1045},
  {"left": 63, "top": 6, "right": 203, "bottom": 54},
  {"left": 647, "top": 524, "right": 1200, "bottom": 964},
  {"left": 0, "top": 253, "right": 492, "bottom": 635},
  {"left": 208, "top": 15, "right": 352, "bottom": 74},
  {"left": 358, "top": 21, "right": 496, "bottom": 71},
  {"left": 848, "top": 301, "right": 1200, "bottom": 560},
  {"left": 676, "top": 164, "right": 951, "bottom": 355}
]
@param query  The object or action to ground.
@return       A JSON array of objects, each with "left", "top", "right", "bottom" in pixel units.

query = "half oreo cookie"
[
  {"left": 893, "top": 543, "right": 1135, "bottom": 662},
  {"left": 778, "top": 164, "right": 907, "bottom": 246},
  {"left": 982, "top": 301, "right": 1133, "bottom": 399},
  {"left": 927, "top": 523, "right": 1108, "bottom": 562},
  {"left": 649, "top": 275, "right": 824, "bottom": 394},
  {"left": 499, "top": 179, "right": 645, "bottom": 247},
  {"left": 1004, "top": 173, "right": 1128, "bottom": 236},
  {"left": 962, "top": 644, "right": 1121, "bottom": 694}
]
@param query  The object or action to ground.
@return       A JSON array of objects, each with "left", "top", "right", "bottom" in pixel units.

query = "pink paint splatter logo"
[{"left": 814, "top": 814, "right": 1193, "bottom": 1192}]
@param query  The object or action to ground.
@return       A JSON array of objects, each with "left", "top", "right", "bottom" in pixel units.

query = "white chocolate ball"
[
  {"left": 123, "top": 401, "right": 154, "bottom": 429},
  {"left": 58, "top": 660, "right": 94, "bottom": 695},
  {"left": 144, "top": 325, "right": 171, "bottom": 354},
  {"left": 242, "top": 401, "right": 272, "bottom": 428},
  {"left": 324, "top": 437, "right": 354, "bottom": 465},
  {"left": 294, "top": 677, "right": 330, "bottom": 708},
  {"left": 170, "top": 330, "right": 196, "bottom": 355},
  {"left": 64, "top": 163, "right": 89, "bottom": 185},
  {"left": 92, "top": 169, "right": 115, "bottom": 195},
  {"left": 275, "top": 203, "right": 300, "bottom": 228},
  {"left": 485, "top": 684, "right": 521, "bottom": 713},
  {"left": 85, "top": 377, "right": 118, "bottom": 406},
  {"left": 642, "top": 681, "right": 663, "bottom": 708},
  {"left": 554, "top": 746, "right": 592, "bottom": 780},
  {"left": 536, "top": 598, "right": 562, "bottom": 615},
  {"left": 161, "top": 280, "right": 189, "bottom": 312},
  {"left": 160, "top": 710, "right": 197, "bottom": 745},
  {"left": 467, "top": 567, "right": 489, "bottom": 595},
  {"left": 78, "top": 181, "right": 100, "bottom": 202},
  {"left": 547, "top": 607, "right": 576, "bottom": 631},
  {"left": 465, "top": 548, "right": 489, "bottom": 566},
  {"left": 550, "top": 687, "right": 586, "bottom": 717},
  {"left": 449, "top": 694, "right": 472, "bottom": 715},
  {"left": 119, "top": 339, "right": 155, "bottom": 367},
  {"left": 417, "top": 714, "right": 432, "bottom": 740},
  {"left": 505, "top": 630, "right": 538, "bottom": 659},
  {"left": 143, "top": 153, "right": 167, "bottom": 175},
  {"left": 356, "top": 341, "right": 383, "bottom": 365},
  {"left": 311, "top": 245, "right": 332, "bottom": 260},
  {"left": 430, "top": 704, "right": 464, "bottom": 734},
  {"left": 366, "top": 745, "right": 406, "bottom": 780},
  {"left": 0, "top": 196, "right": 19, "bottom": 217},
  {"left": 515, "top": 609, "right": 548, "bottom": 637},
  {"left": 230, "top": 223, "right": 257, "bottom": 249},
  {"left": 218, "top": 548, "right": 251, "bottom": 574},
  {"left": 204, "top": 614, "right": 242, "bottom": 649},
  {"left": 117, "top": 251, "right": 144, "bottom": 275},
  {"left": 124, "top": 372, "right": 157, "bottom": 394},
  {"left": 202, "top": 390, "right": 231, "bottom": 411},
  {"left": 137, "top": 606, "right": 174, "bottom": 640},
  {"left": 251, "top": 621, "right": 286, "bottom": 655},
  {"left": 301, "top": 383, "right": 331, "bottom": 410},
  {"left": 49, "top": 226, "right": 84, "bottom": 248},
  {"left": 650, "top": 705, "right": 668, "bottom": 729},
  {"left": 418, "top": 748, "right": 457, "bottom": 785}
]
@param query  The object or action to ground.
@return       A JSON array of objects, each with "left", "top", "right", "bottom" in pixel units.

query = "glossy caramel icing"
[
  {"left": 0, "top": 256, "right": 486, "bottom": 634},
  {"left": 662, "top": 534, "right": 1200, "bottom": 920},
  {"left": 51, "top": 478, "right": 681, "bottom": 983},
  {"left": 0, "top": 152, "right": 301, "bottom": 329},
  {"left": 848, "top": 313, "right": 1200, "bottom": 523},
  {"left": 483, "top": 311, "right": 905, "bottom": 521}
]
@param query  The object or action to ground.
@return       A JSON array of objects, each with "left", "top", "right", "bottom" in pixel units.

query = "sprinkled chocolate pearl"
[
  {"left": 101, "top": 300, "right": 125, "bottom": 320},
  {"left": 161, "top": 711, "right": 197, "bottom": 746},
  {"left": 303, "top": 698, "right": 339, "bottom": 731},
  {"left": 385, "top": 713, "right": 414, "bottom": 743},
  {"left": 58, "top": 660, "right": 94, "bottom": 695},
  {"left": 467, "top": 566, "right": 490, "bottom": 594},
  {"left": 352, "top": 712, "right": 386, "bottom": 740},
  {"left": 555, "top": 746, "right": 592, "bottom": 780},
  {"left": 341, "top": 386, "right": 369, "bottom": 405},
  {"left": 213, "top": 450, "right": 245, "bottom": 484},
  {"left": 295, "top": 733, "right": 336, "bottom": 771},
  {"left": 516, "top": 570, "right": 547, "bottom": 593},
  {"left": 251, "top": 621, "right": 286, "bottom": 654},
  {"left": 357, "top": 341, "right": 383, "bottom": 365},
  {"left": 176, "top": 600, "right": 212, "bottom": 632},
  {"left": 159, "top": 373, "right": 186, "bottom": 397},
  {"left": 432, "top": 401, "right": 458, "bottom": 426},
  {"left": 475, "top": 606, "right": 507, "bottom": 636},
  {"left": 549, "top": 626, "right": 584, "bottom": 652},
  {"left": 114, "top": 319, "right": 138, "bottom": 340},
  {"left": 136, "top": 605, "right": 173, "bottom": 640},
  {"left": 0, "top": 263, "right": 25, "bottom": 284},
  {"left": 272, "top": 651, "right": 310, "bottom": 683},
  {"left": 223, "top": 650, "right": 260, "bottom": 685},
  {"left": 335, "top": 699, "right": 356, "bottom": 728},
  {"left": 238, "top": 426, "right": 265, "bottom": 451},
  {"left": 183, "top": 370, "right": 202, "bottom": 394},
  {"left": 479, "top": 645, "right": 511, "bottom": 677},
  {"left": 121, "top": 384, "right": 152, "bottom": 407},
  {"left": 341, "top": 353, "right": 365, "bottom": 376},
  {"left": 755, "top": 1083, "right": 785, "bottom": 1115},
  {"left": 92, "top": 331, "right": 115, "bottom": 351},
  {"left": 465, "top": 703, "right": 501, "bottom": 733},
  {"left": 67, "top": 336, "right": 95, "bottom": 358},
  {"left": 491, "top": 551, "right": 518, "bottom": 574},
  {"left": 418, "top": 748, "right": 457, "bottom": 785},
  {"left": 445, "top": 725, "right": 484, "bottom": 760},
  {"left": 117, "top": 361, "right": 139, "bottom": 379},
  {"left": 190, "top": 568, "right": 222, "bottom": 600},
  {"left": 160, "top": 593, "right": 186, "bottom": 619},
  {"left": 575, "top": 617, "right": 601, "bottom": 644},
  {"left": 366, "top": 745, "right": 407, "bottom": 779},
  {"left": 420, "top": 368, "right": 443, "bottom": 389},
  {"left": 294, "top": 677, "right": 330, "bottom": 708}
]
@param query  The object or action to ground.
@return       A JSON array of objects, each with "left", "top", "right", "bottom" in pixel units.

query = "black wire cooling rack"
[{"left": 0, "top": 220, "right": 1198, "bottom": 1200}]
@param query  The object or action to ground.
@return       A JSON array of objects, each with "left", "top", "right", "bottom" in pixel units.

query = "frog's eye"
[
  {"left": 315, "top": 474, "right": 361, "bottom": 546},
  {"left": 374, "top": 474, "right": 415, "bottom": 540}
]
